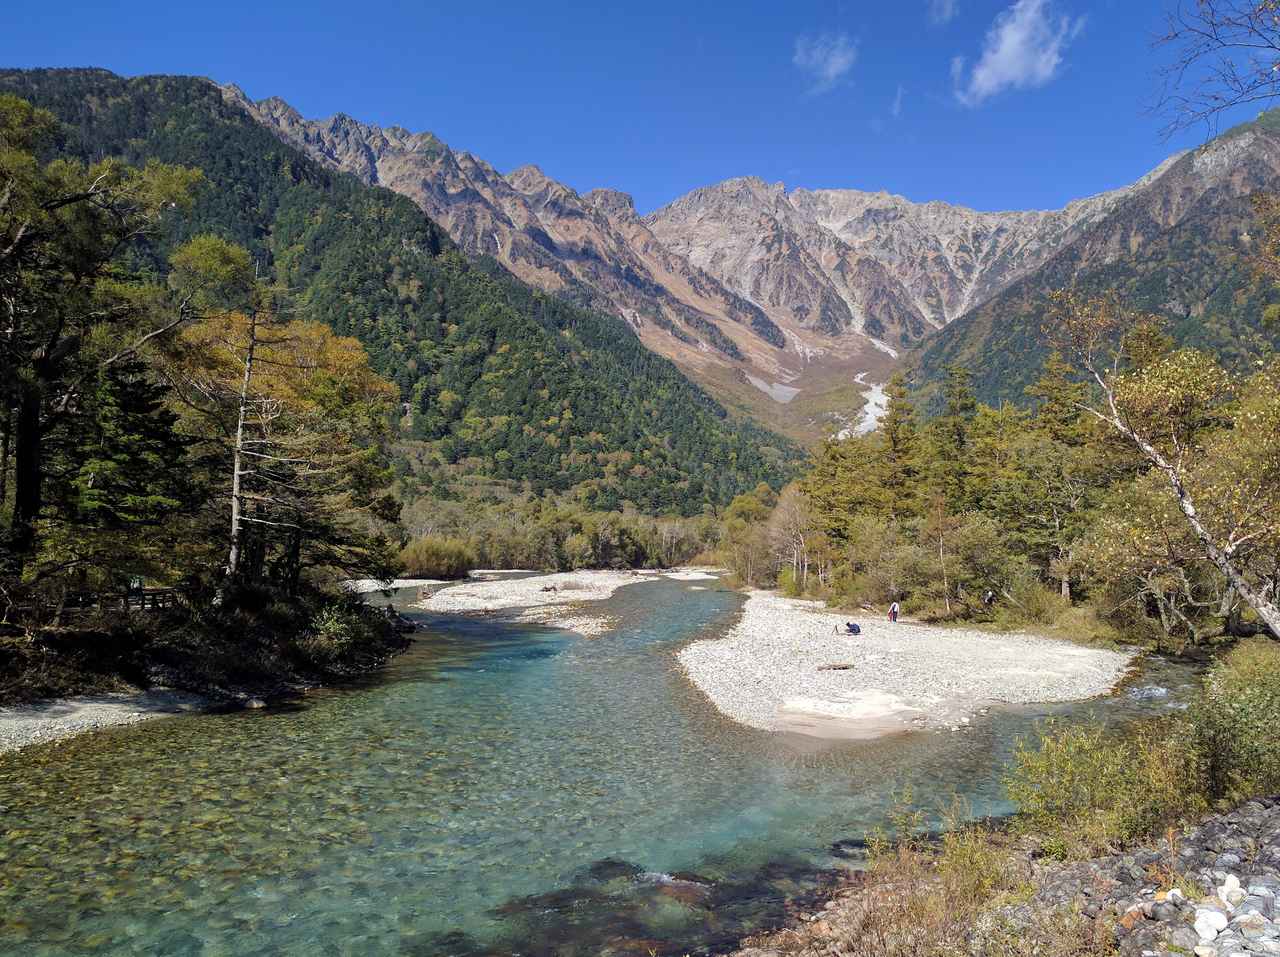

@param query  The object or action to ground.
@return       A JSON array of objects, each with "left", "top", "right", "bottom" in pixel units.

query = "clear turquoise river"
[{"left": 0, "top": 576, "right": 1197, "bottom": 956}]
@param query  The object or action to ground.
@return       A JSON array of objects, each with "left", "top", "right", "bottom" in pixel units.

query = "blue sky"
[{"left": 1, "top": 0, "right": 1263, "bottom": 213}]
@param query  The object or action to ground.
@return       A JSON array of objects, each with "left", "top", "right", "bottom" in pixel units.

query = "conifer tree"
[
  {"left": 878, "top": 373, "right": 921, "bottom": 519},
  {"left": 927, "top": 365, "right": 978, "bottom": 513},
  {"left": 0, "top": 93, "right": 202, "bottom": 574},
  {"left": 1025, "top": 351, "right": 1088, "bottom": 446}
]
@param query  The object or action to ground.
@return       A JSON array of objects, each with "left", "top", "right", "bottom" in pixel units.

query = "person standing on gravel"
[{"left": 888, "top": 601, "right": 900, "bottom": 623}]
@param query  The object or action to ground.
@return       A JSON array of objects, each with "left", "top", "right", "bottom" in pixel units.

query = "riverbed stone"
[
  {"left": 1165, "top": 924, "right": 1201, "bottom": 950},
  {"left": 1237, "top": 913, "right": 1270, "bottom": 939},
  {"left": 1197, "top": 908, "right": 1230, "bottom": 939}
]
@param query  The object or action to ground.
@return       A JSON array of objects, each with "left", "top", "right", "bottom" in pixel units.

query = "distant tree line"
[{"left": 720, "top": 302, "right": 1280, "bottom": 647}]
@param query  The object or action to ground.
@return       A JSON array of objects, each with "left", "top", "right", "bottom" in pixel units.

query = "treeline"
[
  {"left": 0, "top": 68, "right": 799, "bottom": 516},
  {"left": 398, "top": 496, "right": 717, "bottom": 577},
  {"left": 721, "top": 294, "right": 1280, "bottom": 648}
]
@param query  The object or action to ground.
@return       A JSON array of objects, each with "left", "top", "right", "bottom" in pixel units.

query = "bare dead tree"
[
  {"left": 1156, "top": 0, "right": 1280, "bottom": 135},
  {"left": 226, "top": 307, "right": 259, "bottom": 580}
]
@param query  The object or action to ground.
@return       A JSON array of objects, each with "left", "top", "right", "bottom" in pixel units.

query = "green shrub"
[
  {"left": 296, "top": 604, "right": 359, "bottom": 665},
  {"left": 1005, "top": 578, "right": 1072, "bottom": 626},
  {"left": 399, "top": 535, "right": 476, "bottom": 579},
  {"left": 777, "top": 566, "right": 801, "bottom": 597},
  {"left": 1045, "top": 604, "right": 1122, "bottom": 647},
  {"left": 1006, "top": 642, "right": 1280, "bottom": 858},
  {"left": 1005, "top": 719, "right": 1205, "bottom": 858},
  {"left": 1189, "top": 638, "right": 1280, "bottom": 801}
]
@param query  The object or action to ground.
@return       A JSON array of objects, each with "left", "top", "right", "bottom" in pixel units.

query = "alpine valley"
[{"left": 8, "top": 21, "right": 1280, "bottom": 957}]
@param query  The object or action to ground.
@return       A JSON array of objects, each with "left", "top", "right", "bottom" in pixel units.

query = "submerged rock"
[{"left": 577, "top": 857, "right": 644, "bottom": 884}]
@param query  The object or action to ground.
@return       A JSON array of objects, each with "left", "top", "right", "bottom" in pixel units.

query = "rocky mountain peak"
[
  {"left": 584, "top": 188, "right": 638, "bottom": 221},
  {"left": 505, "top": 164, "right": 562, "bottom": 193},
  {"left": 255, "top": 95, "right": 303, "bottom": 125},
  {"left": 222, "top": 79, "right": 1280, "bottom": 439}
]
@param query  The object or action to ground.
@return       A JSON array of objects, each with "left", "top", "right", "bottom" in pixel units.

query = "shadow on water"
[
  {"left": 0, "top": 578, "right": 1202, "bottom": 957},
  {"left": 404, "top": 852, "right": 854, "bottom": 957}
]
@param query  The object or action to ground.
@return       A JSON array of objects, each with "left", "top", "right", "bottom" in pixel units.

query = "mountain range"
[
  {"left": 6, "top": 66, "right": 1278, "bottom": 468},
  {"left": 0, "top": 68, "right": 799, "bottom": 515},
  {"left": 221, "top": 83, "right": 1280, "bottom": 429}
]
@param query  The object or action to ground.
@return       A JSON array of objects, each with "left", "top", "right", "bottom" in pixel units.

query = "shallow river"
[{"left": 0, "top": 576, "right": 1197, "bottom": 956}]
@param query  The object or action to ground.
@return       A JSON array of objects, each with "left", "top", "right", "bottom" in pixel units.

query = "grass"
[{"left": 752, "top": 804, "right": 1113, "bottom": 956}]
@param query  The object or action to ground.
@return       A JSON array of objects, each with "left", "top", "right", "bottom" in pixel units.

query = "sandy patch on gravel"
[
  {"left": 343, "top": 578, "right": 446, "bottom": 594},
  {"left": 677, "top": 591, "right": 1134, "bottom": 739},
  {"left": 662, "top": 569, "right": 721, "bottom": 581},
  {"left": 0, "top": 690, "right": 209, "bottom": 755}
]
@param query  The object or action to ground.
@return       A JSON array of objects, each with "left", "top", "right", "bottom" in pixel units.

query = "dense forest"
[
  {"left": 0, "top": 88, "right": 422, "bottom": 697},
  {"left": 0, "top": 68, "right": 799, "bottom": 518}
]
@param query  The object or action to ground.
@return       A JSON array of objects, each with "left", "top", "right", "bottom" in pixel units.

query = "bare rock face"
[
  {"left": 912, "top": 123, "right": 1280, "bottom": 407},
  {"left": 644, "top": 170, "right": 1172, "bottom": 349},
  {"left": 219, "top": 81, "right": 1280, "bottom": 434},
  {"left": 219, "top": 84, "right": 781, "bottom": 379}
]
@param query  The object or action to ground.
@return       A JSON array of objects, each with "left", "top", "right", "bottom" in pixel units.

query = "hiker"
[
  {"left": 983, "top": 589, "right": 996, "bottom": 608},
  {"left": 888, "top": 600, "right": 900, "bottom": 623}
]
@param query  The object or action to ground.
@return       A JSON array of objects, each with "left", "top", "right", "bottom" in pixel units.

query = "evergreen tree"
[
  {"left": 878, "top": 373, "right": 921, "bottom": 519},
  {"left": 1025, "top": 351, "right": 1088, "bottom": 447},
  {"left": 0, "top": 92, "right": 201, "bottom": 582},
  {"left": 927, "top": 365, "right": 978, "bottom": 512}
]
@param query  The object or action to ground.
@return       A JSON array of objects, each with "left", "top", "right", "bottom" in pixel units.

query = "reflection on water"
[{"left": 0, "top": 579, "right": 1199, "bottom": 956}]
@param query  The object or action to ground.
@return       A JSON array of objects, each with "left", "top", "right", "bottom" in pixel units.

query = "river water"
[{"left": 0, "top": 576, "right": 1197, "bottom": 956}]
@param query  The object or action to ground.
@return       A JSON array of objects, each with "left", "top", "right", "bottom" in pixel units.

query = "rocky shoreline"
[
  {"left": 0, "top": 607, "right": 416, "bottom": 756},
  {"left": 678, "top": 591, "right": 1135, "bottom": 738},
  {"left": 1027, "top": 797, "right": 1280, "bottom": 956},
  {"left": 730, "top": 797, "right": 1280, "bottom": 957}
]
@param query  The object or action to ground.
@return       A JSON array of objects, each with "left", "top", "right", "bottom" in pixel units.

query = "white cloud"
[
  {"left": 891, "top": 84, "right": 906, "bottom": 118},
  {"left": 928, "top": 0, "right": 959, "bottom": 25},
  {"left": 793, "top": 32, "right": 858, "bottom": 94},
  {"left": 952, "top": 0, "right": 1085, "bottom": 107}
]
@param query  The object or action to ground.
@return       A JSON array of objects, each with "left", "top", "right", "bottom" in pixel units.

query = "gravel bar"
[
  {"left": 678, "top": 591, "right": 1135, "bottom": 738},
  {"left": 0, "top": 690, "right": 209, "bottom": 755},
  {"left": 417, "top": 570, "right": 657, "bottom": 615}
]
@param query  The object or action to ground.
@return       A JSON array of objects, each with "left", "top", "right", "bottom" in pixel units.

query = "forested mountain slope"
[
  {"left": 221, "top": 85, "right": 857, "bottom": 440},
  {"left": 908, "top": 113, "right": 1280, "bottom": 409},
  {"left": 0, "top": 68, "right": 798, "bottom": 513}
]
